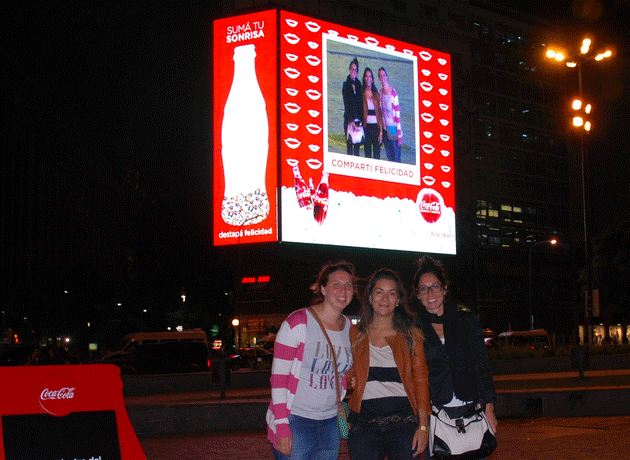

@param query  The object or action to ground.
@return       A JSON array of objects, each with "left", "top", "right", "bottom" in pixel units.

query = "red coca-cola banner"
[
  {"left": 0, "top": 364, "right": 145, "bottom": 460},
  {"left": 213, "top": 10, "right": 456, "bottom": 254}
]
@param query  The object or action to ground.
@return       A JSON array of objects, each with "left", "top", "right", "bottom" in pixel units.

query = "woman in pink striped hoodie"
[
  {"left": 379, "top": 67, "right": 404, "bottom": 163},
  {"left": 266, "top": 261, "right": 356, "bottom": 459}
]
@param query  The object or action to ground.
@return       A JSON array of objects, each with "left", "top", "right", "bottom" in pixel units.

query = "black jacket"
[
  {"left": 342, "top": 75, "right": 363, "bottom": 130},
  {"left": 417, "top": 300, "right": 496, "bottom": 406}
]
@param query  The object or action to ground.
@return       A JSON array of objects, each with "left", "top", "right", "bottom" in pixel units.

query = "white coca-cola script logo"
[{"left": 40, "top": 387, "right": 75, "bottom": 400}]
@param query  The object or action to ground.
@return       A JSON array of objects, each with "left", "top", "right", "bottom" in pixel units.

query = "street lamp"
[
  {"left": 232, "top": 318, "right": 240, "bottom": 349},
  {"left": 528, "top": 239, "right": 557, "bottom": 330},
  {"left": 545, "top": 37, "right": 613, "bottom": 345}
]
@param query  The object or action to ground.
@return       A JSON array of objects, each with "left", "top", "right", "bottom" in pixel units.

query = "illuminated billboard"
[
  {"left": 213, "top": 10, "right": 278, "bottom": 245},
  {"left": 213, "top": 11, "right": 455, "bottom": 254}
]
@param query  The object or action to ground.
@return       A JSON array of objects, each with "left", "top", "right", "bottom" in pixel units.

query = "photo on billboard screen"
[
  {"left": 324, "top": 36, "right": 420, "bottom": 185},
  {"left": 278, "top": 11, "right": 456, "bottom": 254}
]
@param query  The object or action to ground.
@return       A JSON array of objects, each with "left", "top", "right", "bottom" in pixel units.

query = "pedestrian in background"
[{"left": 266, "top": 261, "right": 356, "bottom": 460}]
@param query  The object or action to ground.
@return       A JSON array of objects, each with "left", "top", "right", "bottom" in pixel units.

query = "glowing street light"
[{"left": 545, "top": 36, "right": 613, "bottom": 346}]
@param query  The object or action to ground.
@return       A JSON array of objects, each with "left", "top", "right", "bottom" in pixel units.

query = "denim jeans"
[
  {"left": 273, "top": 414, "right": 340, "bottom": 460},
  {"left": 382, "top": 131, "right": 401, "bottom": 162},
  {"left": 348, "top": 420, "right": 420, "bottom": 460}
]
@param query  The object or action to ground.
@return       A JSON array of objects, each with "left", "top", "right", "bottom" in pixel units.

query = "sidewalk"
[{"left": 124, "top": 369, "right": 630, "bottom": 436}]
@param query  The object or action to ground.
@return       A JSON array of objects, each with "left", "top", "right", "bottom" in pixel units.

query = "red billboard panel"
[
  {"left": 278, "top": 11, "right": 455, "bottom": 254},
  {"left": 213, "top": 11, "right": 278, "bottom": 246},
  {"left": 213, "top": 10, "right": 455, "bottom": 254}
]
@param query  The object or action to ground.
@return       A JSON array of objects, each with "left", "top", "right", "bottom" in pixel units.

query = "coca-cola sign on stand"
[{"left": 37, "top": 375, "right": 78, "bottom": 416}]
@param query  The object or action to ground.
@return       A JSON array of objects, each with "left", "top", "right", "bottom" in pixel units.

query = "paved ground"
[{"left": 138, "top": 415, "right": 630, "bottom": 459}]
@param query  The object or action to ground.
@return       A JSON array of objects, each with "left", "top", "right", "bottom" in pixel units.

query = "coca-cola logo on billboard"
[
  {"left": 419, "top": 191, "right": 442, "bottom": 223},
  {"left": 37, "top": 375, "right": 78, "bottom": 416}
]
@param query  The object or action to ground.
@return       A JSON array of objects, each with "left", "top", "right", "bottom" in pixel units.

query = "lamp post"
[
  {"left": 545, "top": 38, "right": 612, "bottom": 345},
  {"left": 528, "top": 239, "right": 557, "bottom": 330}
]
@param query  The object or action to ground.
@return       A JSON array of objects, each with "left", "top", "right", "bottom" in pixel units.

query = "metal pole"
[{"left": 528, "top": 246, "right": 533, "bottom": 331}]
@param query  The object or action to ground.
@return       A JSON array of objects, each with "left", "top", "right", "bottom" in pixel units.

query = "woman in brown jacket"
[{"left": 347, "top": 268, "right": 430, "bottom": 460}]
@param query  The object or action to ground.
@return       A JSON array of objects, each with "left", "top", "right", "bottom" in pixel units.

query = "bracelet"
[{"left": 419, "top": 425, "right": 428, "bottom": 431}]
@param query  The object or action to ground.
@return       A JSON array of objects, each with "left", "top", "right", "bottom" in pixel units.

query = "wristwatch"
[{"left": 419, "top": 425, "right": 428, "bottom": 431}]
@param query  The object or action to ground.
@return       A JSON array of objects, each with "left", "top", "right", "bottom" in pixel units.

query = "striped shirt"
[{"left": 360, "top": 343, "right": 413, "bottom": 418}]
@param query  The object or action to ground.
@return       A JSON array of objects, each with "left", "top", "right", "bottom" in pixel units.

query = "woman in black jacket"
[
  {"left": 342, "top": 57, "right": 363, "bottom": 156},
  {"left": 413, "top": 256, "right": 498, "bottom": 458}
]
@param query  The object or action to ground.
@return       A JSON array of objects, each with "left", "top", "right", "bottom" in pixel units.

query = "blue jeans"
[
  {"left": 382, "top": 131, "right": 401, "bottom": 162},
  {"left": 273, "top": 414, "right": 340, "bottom": 460},
  {"left": 348, "top": 420, "right": 420, "bottom": 460}
]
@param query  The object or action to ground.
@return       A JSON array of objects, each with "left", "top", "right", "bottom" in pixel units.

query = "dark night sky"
[{"left": 2, "top": 0, "right": 629, "bottom": 262}]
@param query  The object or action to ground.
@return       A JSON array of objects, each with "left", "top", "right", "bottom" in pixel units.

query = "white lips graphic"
[
  {"left": 440, "top": 134, "right": 450, "bottom": 141},
  {"left": 439, "top": 88, "right": 448, "bottom": 95},
  {"left": 285, "top": 53, "right": 298, "bottom": 62},
  {"left": 284, "top": 68, "right": 301, "bottom": 79},
  {"left": 306, "top": 124, "right": 322, "bottom": 135},
  {"left": 438, "top": 73, "right": 448, "bottom": 80},
  {"left": 422, "top": 144, "right": 435, "bottom": 154},
  {"left": 419, "top": 51, "right": 433, "bottom": 61},
  {"left": 421, "top": 69, "right": 431, "bottom": 76},
  {"left": 403, "top": 49, "right": 413, "bottom": 55},
  {"left": 385, "top": 44, "right": 395, "bottom": 50},
  {"left": 365, "top": 37, "right": 379, "bottom": 45},
  {"left": 284, "top": 33, "right": 300, "bottom": 45},
  {"left": 286, "top": 88, "right": 299, "bottom": 96},
  {"left": 441, "top": 165, "right": 451, "bottom": 173},
  {"left": 305, "top": 55, "right": 321, "bottom": 66},
  {"left": 422, "top": 176, "right": 436, "bottom": 186},
  {"left": 440, "top": 119, "right": 449, "bottom": 126},
  {"left": 441, "top": 181, "right": 452, "bottom": 188},
  {"left": 305, "top": 21, "right": 321, "bottom": 32},
  {"left": 286, "top": 158, "right": 299, "bottom": 167},
  {"left": 284, "top": 138, "right": 301, "bottom": 149},
  {"left": 439, "top": 104, "right": 449, "bottom": 111},
  {"left": 420, "top": 82, "right": 433, "bottom": 92},
  {"left": 306, "top": 159, "right": 322, "bottom": 169},
  {"left": 421, "top": 113, "right": 434, "bottom": 123},
  {"left": 308, "top": 75, "right": 320, "bottom": 83},
  {"left": 424, "top": 163, "right": 434, "bottom": 170},
  {"left": 308, "top": 109, "right": 320, "bottom": 117},
  {"left": 423, "top": 131, "right": 433, "bottom": 138},
  {"left": 286, "top": 123, "right": 299, "bottom": 131},
  {"left": 308, "top": 144, "right": 320, "bottom": 152},
  {"left": 285, "top": 19, "right": 298, "bottom": 27},
  {"left": 305, "top": 89, "right": 322, "bottom": 100},
  {"left": 284, "top": 102, "right": 301, "bottom": 114},
  {"left": 308, "top": 41, "right": 319, "bottom": 49},
  {"left": 438, "top": 58, "right": 447, "bottom": 65},
  {"left": 327, "top": 29, "right": 339, "bottom": 36},
  {"left": 347, "top": 34, "right": 359, "bottom": 41},
  {"left": 422, "top": 100, "right": 432, "bottom": 107},
  {"left": 440, "top": 150, "right": 451, "bottom": 157}
]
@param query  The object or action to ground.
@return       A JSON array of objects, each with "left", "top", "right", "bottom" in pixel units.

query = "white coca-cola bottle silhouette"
[
  {"left": 221, "top": 44, "right": 269, "bottom": 226},
  {"left": 292, "top": 165, "right": 312, "bottom": 209},
  {"left": 313, "top": 172, "right": 329, "bottom": 225}
]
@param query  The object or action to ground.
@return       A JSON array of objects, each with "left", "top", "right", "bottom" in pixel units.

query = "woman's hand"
[
  {"left": 378, "top": 131, "right": 383, "bottom": 144},
  {"left": 276, "top": 436, "right": 292, "bottom": 456},
  {"left": 397, "top": 137, "right": 403, "bottom": 147},
  {"left": 412, "top": 426, "right": 429, "bottom": 457},
  {"left": 485, "top": 403, "right": 498, "bottom": 433}
]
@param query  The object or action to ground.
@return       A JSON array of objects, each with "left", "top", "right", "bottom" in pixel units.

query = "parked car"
[
  {"left": 230, "top": 347, "right": 273, "bottom": 370},
  {"left": 495, "top": 329, "right": 552, "bottom": 350},
  {"left": 99, "top": 330, "right": 210, "bottom": 374}
]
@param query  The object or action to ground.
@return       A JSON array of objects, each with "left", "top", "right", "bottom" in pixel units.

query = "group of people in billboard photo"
[
  {"left": 343, "top": 57, "right": 404, "bottom": 163},
  {"left": 266, "top": 258, "right": 498, "bottom": 460}
]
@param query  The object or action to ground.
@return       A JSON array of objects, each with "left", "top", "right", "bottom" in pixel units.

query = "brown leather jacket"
[{"left": 346, "top": 326, "right": 430, "bottom": 418}]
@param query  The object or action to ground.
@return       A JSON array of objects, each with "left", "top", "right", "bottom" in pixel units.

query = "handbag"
[
  {"left": 307, "top": 307, "right": 350, "bottom": 439},
  {"left": 387, "top": 125, "right": 398, "bottom": 141},
  {"left": 429, "top": 403, "right": 497, "bottom": 459},
  {"left": 347, "top": 120, "right": 365, "bottom": 144}
]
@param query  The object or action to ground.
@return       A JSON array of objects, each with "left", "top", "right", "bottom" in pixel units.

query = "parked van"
[
  {"left": 100, "top": 329, "right": 210, "bottom": 374},
  {"left": 496, "top": 329, "right": 552, "bottom": 349}
]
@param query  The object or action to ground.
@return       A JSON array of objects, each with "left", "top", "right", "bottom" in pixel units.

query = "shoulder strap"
[{"left": 307, "top": 307, "right": 342, "bottom": 405}]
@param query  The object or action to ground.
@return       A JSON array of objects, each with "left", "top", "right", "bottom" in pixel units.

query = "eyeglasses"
[
  {"left": 417, "top": 284, "right": 443, "bottom": 295},
  {"left": 349, "top": 66, "right": 358, "bottom": 72}
]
